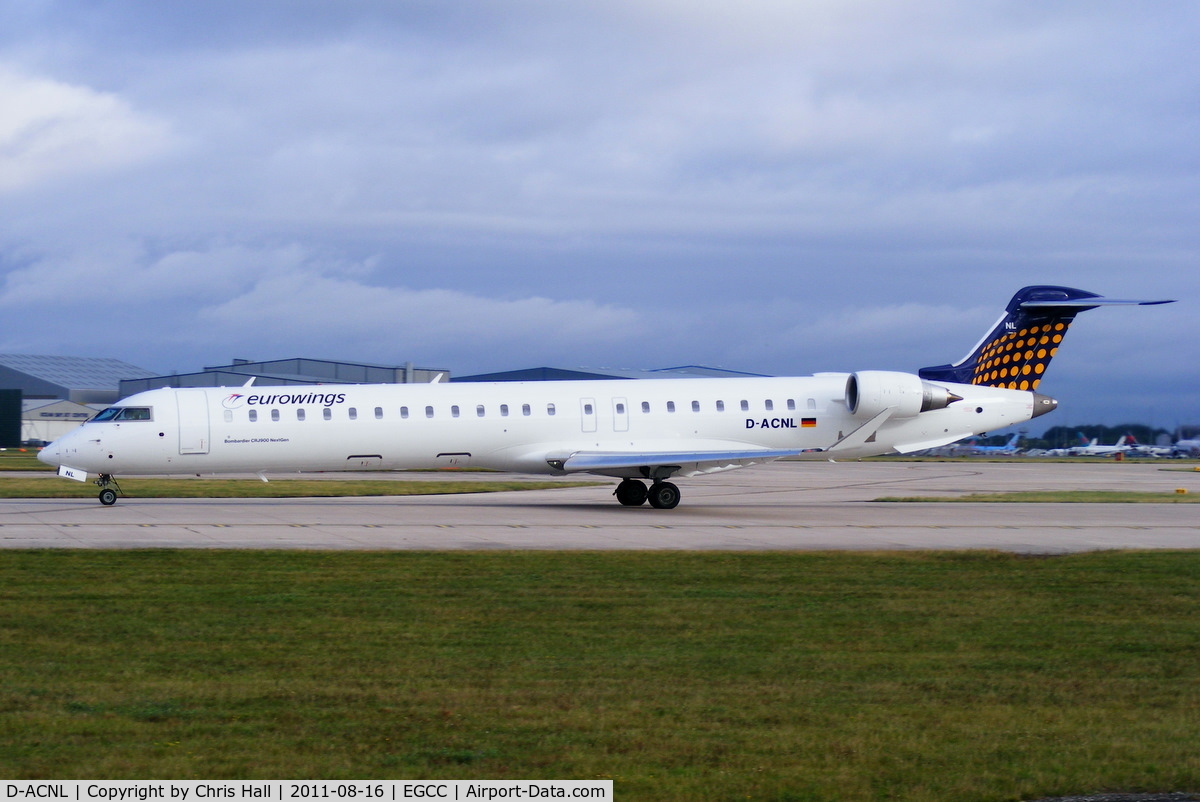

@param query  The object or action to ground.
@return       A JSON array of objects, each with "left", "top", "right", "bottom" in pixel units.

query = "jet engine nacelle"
[{"left": 846, "top": 371, "right": 961, "bottom": 419}]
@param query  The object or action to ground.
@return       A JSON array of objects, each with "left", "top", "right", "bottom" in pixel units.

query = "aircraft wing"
[{"left": 554, "top": 448, "right": 803, "bottom": 479}]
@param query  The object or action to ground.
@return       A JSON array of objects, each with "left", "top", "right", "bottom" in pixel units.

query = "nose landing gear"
[
  {"left": 95, "top": 474, "right": 122, "bottom": 506},
  {"left": 613, "top": 478, "right": 681, "bottom": 509}
]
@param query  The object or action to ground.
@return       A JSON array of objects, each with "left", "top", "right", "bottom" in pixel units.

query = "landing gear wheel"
[
  {"left": 647, "top": 481, "right": 681, "bottom": 510},
  {"left": 94, "top": 474, "right": 122, "bottom": 506},
  {"left": 614, "top": 479, "right": 648, "bottom": 506}
]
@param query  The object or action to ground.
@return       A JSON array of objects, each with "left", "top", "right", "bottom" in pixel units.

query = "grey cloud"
[
  {"left": 0, "top": 2, "right": 1195, "bottom": 427},
  {"left": 0, "top": 66, "right": 175, "bottom": 193}
]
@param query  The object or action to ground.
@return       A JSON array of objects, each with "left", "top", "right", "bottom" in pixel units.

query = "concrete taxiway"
[{"left": 2, "top": 461, "right": 1197, "bottom": 552}]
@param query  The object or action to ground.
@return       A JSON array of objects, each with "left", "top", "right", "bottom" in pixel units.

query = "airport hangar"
[
  {"left": 3, "top": 355, "right": 450, "bottom": 447},
  {"left": 0, "top": 354, "right": 157, "bottom": 448},
  {"left": 1, "top": 353, "right": 760, "bottom": 447}
]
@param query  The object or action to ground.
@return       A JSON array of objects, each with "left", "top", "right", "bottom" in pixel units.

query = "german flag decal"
[{"left": 801, "top": 418, "right": 817, "bottom": 428}]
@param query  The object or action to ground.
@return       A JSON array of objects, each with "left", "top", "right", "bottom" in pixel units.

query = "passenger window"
[
  {"left": 584, "top": 403, "right": 593, "bottom": 415},
  {"left": 271, "top": 409, "right": 280, "bottom": 422},
  {"left": 323, "top": 408, "right": 332, "bottom": 421},
  {"left": 451, "top": 405, "right": 460, "bottom": 418},
  {"left": 717, "top": 400, "right": 725, "bottom": 412},
  {"left": 522, "top": 404, "right": 531, "bottom": 416},
  {"left": 616, "top": 403, "right": 626, "bottom": 414},
  {"left": 765, "top": 400, "right": 774, "bottom": 412},
  {"left": 249, "top": 410, "right": 258, "bottom": 423},
  {"left": 740, "top": 400, "right": 749, "bottom": 411},
  {"left": 807, "top": 398, "right": 817, "bottom": 410},
  {"left": 691, "top": 401, "right": 700, "bottom": 413},
  {"left": 547, "top": 403, "right": 556, "bottom": 416},
  {"left": 375, "top": 407, "right": 383, "bottom": 420},
  {"left": 401, "top": 406, "right": 409, "bottom": 419},
  {"left": 787, "top": 399, "right": 796, "bottom": 411},
  {"left": 224, "top": 410, "right": 233, "bottom": 424},
  {"left": 641, "top": 402, "right": 650, "bottom": 414},
  {"left": 477, "top": 405, "right": 485, "bottom": 417},
  {"left": 349, "top": 408, "right": 358, "bottom": 421},
  {"left": 297, "top": 409, "right": 306, "bottom": 421},
  {"left": 500, "top": 404, "right": 509, "bottom": 417},
  {"left": 426, "top": 406, "right": 435, "bottom": 418},
  {"left": 666, "top": 401, "right": 675, "bottom": 413}
]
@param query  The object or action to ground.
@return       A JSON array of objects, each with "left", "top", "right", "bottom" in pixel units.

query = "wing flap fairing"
[{"left": 557, "top": 448, "right": 802, "bottom": 479}]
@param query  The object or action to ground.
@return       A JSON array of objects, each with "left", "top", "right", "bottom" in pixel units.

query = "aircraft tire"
[
  {"left": 647, "top": 481, "right": 680, "bottom": 510},
  {"left": 98, "top": 488, "right": 118, "bottom": 506},
  {"left": 615, "top": 479, "right": 648, "bottom": 506}
]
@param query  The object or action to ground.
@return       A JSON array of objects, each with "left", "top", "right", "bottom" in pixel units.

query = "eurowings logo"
[{"left": 222, "top": 391, "right": 348, "bottom": 408}]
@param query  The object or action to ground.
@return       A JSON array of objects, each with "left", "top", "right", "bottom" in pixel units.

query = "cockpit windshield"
[{"left": 91, "top": 407, "right": 153, "bottom": 422}]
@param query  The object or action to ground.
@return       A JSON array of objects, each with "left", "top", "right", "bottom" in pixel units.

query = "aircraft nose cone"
[
  {"left": 37, "top": 445, "right": 58, "bottom": 466},
  {"left": 1031, "top": 393, "right": 1058, "bottom": 418}
]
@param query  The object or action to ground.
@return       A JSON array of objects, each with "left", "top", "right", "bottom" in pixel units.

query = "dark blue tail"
[{"left": 919, "top": 286, "right": 1173, "bottom": 390}]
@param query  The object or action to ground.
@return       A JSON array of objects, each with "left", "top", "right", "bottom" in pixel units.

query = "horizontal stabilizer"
[{"left": 1020, "top": 298, "right": 1174, "bottom": 309}]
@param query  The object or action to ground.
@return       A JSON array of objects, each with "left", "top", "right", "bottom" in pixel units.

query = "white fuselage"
[{"left": 40, "top": 373, "right": 1041, "bottom": 480}]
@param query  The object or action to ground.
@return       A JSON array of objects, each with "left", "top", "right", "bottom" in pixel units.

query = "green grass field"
[
  {"left": 0, "top": 476, "right": 601, "bottom": 499},
  {"left": 0, "top": 449, "right": 601, "bottom": 498},
  {"left": 2, "top": 551, "right": 1199, "bottom": 800},
  {"left": 0, "top": 449, "right": 50, "bottom": 470}
]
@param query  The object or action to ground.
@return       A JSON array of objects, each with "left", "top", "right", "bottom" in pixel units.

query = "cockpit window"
[{"left": 91, "top": 407, "right": 152, "bottom": 422}]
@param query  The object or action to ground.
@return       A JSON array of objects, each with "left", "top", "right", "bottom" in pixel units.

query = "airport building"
[
  {"left": 0, "top": 353, "right": 155, "bottom": 405},
  {"left": 452, "top": 365, "right": 769, "bottom": 382},
  {"left": 20, "top": 398, "right": 98, "bottom": 445},
  {"left": 1, "top": 354, "right": 158, "bottom": 446},
  {"left": 119, "top": 357, "right": 450, "bottom": 396},
  {"left": 2, "top": 354, "right": 450, "bottom": 446},
  {"left": 120, "top": 360, "right": 762, "bottom": 393}
]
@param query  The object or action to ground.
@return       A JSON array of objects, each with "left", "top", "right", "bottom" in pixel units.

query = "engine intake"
[{"left": 846, "top": 371, "right": 962, "bottom": 419}]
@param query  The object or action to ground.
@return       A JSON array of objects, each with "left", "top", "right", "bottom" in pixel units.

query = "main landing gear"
[
  {"left": 95, "top": 474, "right": 122, "bottom": 506},
  {"left": 614, "top": 478, "right": 681, "bottom": 510}
]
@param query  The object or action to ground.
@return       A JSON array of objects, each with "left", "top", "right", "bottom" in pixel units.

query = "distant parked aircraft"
[
  {"left": 1123, "top": 435, "right": 1175, "bottom": 458},
  {"left": 966, "top": 432, "right": 1022, "bottom": 455},
  {"left": 1173, "top": 437, "right": 1200, "bottom": 457},
  {"left": 1069, "top": 435, "right": 1131, "bottom": 457}
]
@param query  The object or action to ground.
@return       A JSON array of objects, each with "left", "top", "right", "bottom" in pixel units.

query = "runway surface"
[{"left": 2, "top": 461, "right": 1198, "bottom": 552}]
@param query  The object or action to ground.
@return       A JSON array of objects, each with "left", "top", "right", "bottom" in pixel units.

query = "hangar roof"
[
  {"left": 452, "top": 365, "right": 771, "bottom": 382},
  {"left": 0, "top": 354, "right": 154, "bottom": 391}
]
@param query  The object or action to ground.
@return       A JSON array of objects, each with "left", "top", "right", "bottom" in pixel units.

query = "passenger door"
[{"left": 176, "top": 390, "right": 210, "bottom": 455}]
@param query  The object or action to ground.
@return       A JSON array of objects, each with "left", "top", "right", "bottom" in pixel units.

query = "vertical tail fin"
[{"left": 919, "top": 285, "right": 1174, "bottom": 390}]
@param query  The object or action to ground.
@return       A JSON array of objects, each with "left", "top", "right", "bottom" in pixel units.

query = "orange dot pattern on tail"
[{"left": 971, "top": 322, "right": 1069, "bottom": 390}]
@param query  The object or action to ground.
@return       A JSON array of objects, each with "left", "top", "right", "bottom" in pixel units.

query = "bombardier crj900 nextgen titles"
[{"left": 40, "top": 286, "right": 1173, "bottom": 509}]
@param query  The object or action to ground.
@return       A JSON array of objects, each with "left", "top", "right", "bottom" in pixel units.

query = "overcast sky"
[{"left": 1, "top": 1, "right": 1195, "bottom": 431}]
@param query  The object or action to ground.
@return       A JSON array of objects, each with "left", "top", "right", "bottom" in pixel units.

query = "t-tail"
[{"left": 919, "top": 285, "right": 1174, "bottom": 391}]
